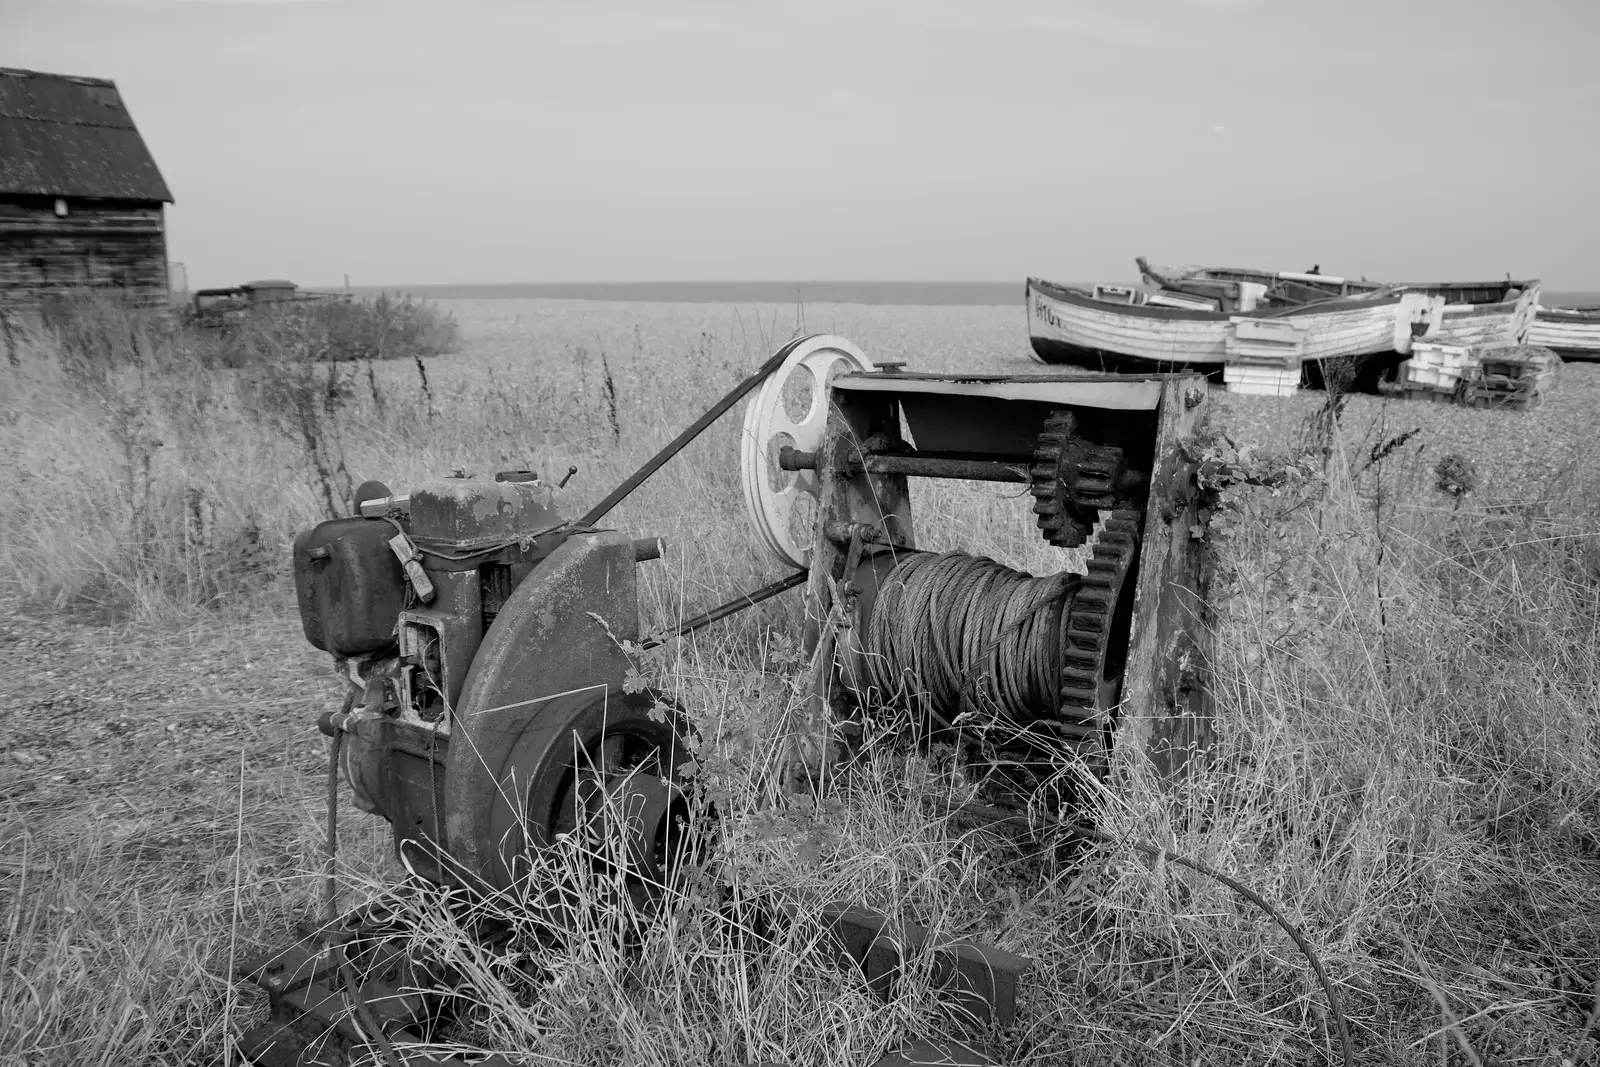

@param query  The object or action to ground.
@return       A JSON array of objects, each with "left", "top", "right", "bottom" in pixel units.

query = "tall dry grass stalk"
[{"left": 1, "top": 297, "right": 1595, "bottom": 1066}]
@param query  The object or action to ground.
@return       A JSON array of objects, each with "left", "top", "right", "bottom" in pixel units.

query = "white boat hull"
[
  {"left": 1429, "top": 289, "right": 1540, "bottom": 347},
  {"left": 1137, "top": 258, "right": 1542, "bottom": 350},
  {"left": 1527, "top": 309, "right": 1600, "bottom": 359},
  {"left": 1026, "top": 278, "right": 1425, "bottom": 372}
]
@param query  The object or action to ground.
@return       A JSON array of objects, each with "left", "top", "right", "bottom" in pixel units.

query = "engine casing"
[
  {"left": 319, "top": 470, "right": 571, "bottom": 881},
  {"left": 397, "top": 474, "right": 563, "bottom": 719}
]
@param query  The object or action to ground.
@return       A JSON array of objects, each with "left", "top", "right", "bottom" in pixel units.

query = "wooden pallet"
[
  {"left": 1392, "top": 384, "right": 1461, "bottom": 405},
  {"left": 1465, "top": 387, "right": 1544, "bottom": 411},
  {"left": 1377, "top": 343, "right": 1557, "bottom": 413}
]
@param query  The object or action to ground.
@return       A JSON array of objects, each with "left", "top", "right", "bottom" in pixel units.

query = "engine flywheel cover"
[{"left": 486, "top": 688, "right": 693, "bottom": 896}]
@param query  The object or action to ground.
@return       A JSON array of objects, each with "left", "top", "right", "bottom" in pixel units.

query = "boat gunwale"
[
  {"left": 1534, "top": 306, "right": 1600, "bottom": 322},
  {"left": 1027, "top": 276, "right": 1402, "bottom": 323},
  {"left": 1437, "top": 301, "right": 1522, "bottom": 318},
  {"left": 1138, "top": 262, "right": 1540, "bottom": 305}
]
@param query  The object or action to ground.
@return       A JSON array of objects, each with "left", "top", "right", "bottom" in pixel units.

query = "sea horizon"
[
  {"left": 322, "top": 279, "right": 1600, "bottom": 309},
  {"left": 334, "top": 281, "right": 1033, "bottom": 307}
]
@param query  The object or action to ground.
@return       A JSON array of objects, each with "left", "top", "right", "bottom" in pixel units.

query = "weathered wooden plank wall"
[{"left": 0, "top": 197, "right": 169, "bottom": 311}]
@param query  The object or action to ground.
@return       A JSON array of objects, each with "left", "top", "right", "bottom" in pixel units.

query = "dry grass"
[{"left": 1, "top": 296, "right": 1597, "bottom": 1066}]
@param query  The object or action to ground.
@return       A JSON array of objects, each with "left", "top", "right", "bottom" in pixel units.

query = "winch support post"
[{"left": 1115, "top": 378, "right": 1216, "bottom": 780}]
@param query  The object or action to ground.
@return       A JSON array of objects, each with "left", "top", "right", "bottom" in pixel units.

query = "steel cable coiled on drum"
[{"left": 861, "top": 551, "right": 1083, "bottom": 725}]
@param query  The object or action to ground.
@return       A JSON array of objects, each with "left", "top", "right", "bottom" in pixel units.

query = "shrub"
[{"left": 187, "top": 290, "right": 459, "bottom": 368}]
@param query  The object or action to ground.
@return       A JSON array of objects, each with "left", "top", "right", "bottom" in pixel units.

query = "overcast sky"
[{"left": 5, "top": 0, "right": 1598, "bottom": 289}]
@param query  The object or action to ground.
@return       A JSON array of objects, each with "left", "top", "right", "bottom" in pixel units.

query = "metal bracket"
[{"left": 386, "top": 530, "right": 436, "bottom": 604}]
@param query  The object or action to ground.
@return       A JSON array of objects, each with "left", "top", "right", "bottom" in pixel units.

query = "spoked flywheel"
[{"left": 740, "top": 335, "right": 874, "bottom": 569}]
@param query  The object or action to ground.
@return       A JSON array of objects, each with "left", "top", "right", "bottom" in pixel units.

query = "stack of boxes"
[
  {"left": 1393, "top": 342, "right": 1477, "bottom": 403},
  {"left": 1223, "top": 318, "right": 1306, "bottom": 397}
]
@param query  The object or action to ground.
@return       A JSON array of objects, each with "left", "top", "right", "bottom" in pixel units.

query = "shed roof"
[{"left": 0, "top": 66, "right": 173, "bottom": 202}]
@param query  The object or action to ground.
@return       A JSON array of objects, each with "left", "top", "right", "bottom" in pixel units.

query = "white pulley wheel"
[{"left": 740, "top": 335, "right": 873, "bottom": 569}]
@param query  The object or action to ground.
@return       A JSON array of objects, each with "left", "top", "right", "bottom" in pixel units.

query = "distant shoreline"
[
  {"left": 316, "top": 280, "right": 1600, "bottom": 310},
  {"left": 337, "top": 281, "right": 1034, "bottom": 307}
]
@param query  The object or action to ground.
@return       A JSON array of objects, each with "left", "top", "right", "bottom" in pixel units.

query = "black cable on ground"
[{"left": 956, "top": 801, "right": 1353, "bottom": 1067}]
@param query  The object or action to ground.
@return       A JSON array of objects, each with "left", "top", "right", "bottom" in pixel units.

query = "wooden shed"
[{"left": 0, "top": 66, "right": 174, "bottom": 312}]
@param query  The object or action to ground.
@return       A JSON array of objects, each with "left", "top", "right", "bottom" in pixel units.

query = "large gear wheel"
[
  {"left": 966, "top": 509, "right": 1142, "bottom": 810},
  {"left": 1027, "top": 411, "right": 1130, "bottom": 549},
  {"left": 1059, "top": 509, "right": 1141, "bottom": 718}
]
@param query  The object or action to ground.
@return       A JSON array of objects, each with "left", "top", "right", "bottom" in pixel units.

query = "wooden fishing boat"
[
  {"left": 1527, "top": 305, "right": 1600, "bottom": 360},
  {"left": 1026, "top": 276, "right": 1434, "bottom": 390},
  {"left": 1137, "top": 259, "right": 1541, "bottom": 348},
  {"left": 1134, "top": 258, "right": 1377, "bottom": 310},
  {"left": 1424, "top": 280, "right": 1541, "bottom": 347}
]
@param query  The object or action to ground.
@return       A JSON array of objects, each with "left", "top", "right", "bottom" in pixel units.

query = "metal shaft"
[
  {"left": 779, "top": 446, "right": 1034, "bottom": 483},
  {"left": 639, "top": 570, "right": 807, "bottom": 651}
]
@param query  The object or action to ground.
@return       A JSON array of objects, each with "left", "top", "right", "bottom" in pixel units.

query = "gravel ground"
[{"left": 0, "top": 607, "right": 340, "bottom": 864}]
